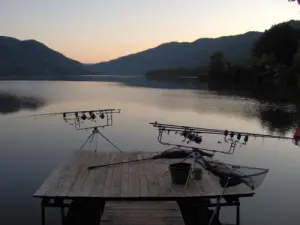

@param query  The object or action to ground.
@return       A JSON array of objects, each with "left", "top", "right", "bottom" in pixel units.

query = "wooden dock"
[
  {"left": 34, "top": 151, "right": 255, "bottom": 225},
  {"left": 100, "top": 202, "right": 185, "bottom": 225}
]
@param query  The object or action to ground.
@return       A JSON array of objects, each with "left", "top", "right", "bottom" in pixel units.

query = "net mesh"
[{"left": 198, "top": 159, "right": 269, "bottom": 190}]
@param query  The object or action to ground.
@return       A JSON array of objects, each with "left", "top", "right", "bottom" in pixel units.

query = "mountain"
[
  {"left": 87, "top": 20, "right": 300, "bottom": 75},
  {"left": 87, "top": 32, "right": 262, "bottom": 75},
  {"left": 2, "top": 20, "right": 300, "bottom": 77},
  {"left": 0, "top": 36, "right": 90, "bottom": 76}
]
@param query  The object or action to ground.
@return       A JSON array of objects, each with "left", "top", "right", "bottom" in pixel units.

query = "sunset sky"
[{"left": 1, "top": 0, "right": 299, "bottom": 63}]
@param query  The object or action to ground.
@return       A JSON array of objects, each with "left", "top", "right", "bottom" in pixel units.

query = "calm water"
[{"left": 0, "top": 80, "right": 299, "bottom": 225}]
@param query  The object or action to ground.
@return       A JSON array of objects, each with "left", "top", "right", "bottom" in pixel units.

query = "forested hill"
[
  {"left": 0, "top": 36, "right": 90, "bottom": 77},
  {"left": 87, "top": 32, "right": 262, "bottom": 75},
  {"left": 87, "top": 20, "right": 300, "bottom": 75}
]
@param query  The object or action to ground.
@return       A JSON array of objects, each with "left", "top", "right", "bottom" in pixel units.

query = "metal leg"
[
  {"left": 41, "top": 200, "right": 46, "bottom": 225},
  {"left": 184, "top": 159, "right": 195, "bottom": 188},
  {"left": 179, "top": 152, "right": 194, "bottom": 164},
  {"left": 95, "top": 130, "right": 124, "bottom": 154},
  {"left": 184, "top": 152, "right": 199, "bottom": 189},
  {"left": 79, "top": 131, "right": 95, "bottom": 150}
]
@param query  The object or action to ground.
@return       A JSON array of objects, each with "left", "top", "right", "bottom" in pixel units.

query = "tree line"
[{"left": 208, "top": 22, "right": 300, "bottom": 90}]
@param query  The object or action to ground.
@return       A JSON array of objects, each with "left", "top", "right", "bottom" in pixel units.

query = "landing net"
[{"left": 197, "top": 158, "right": 269, "bottom": 190}]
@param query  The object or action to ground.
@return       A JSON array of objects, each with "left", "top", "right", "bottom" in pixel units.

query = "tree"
[
  {"left": 208, "top": 52, "right": 231, "bottom": 80},
  {"left": 289, "top": 0, "right": 300, "bottom": 4},
  {"left": 252, "top": 23, "right": 299, "bottom": 65}
]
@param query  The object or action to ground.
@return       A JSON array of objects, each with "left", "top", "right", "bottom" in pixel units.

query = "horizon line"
[{"left": 2, "top": 19, "right": 295, "bottom": 64}]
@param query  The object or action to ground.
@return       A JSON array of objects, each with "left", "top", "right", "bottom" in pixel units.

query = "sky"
[{"left": 1, "top": 0, "right": 299, "bottom": 63}]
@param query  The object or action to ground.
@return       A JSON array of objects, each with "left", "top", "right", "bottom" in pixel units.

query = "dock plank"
[
  {"left": 111, "top": 153, "right": 124, "bottom": 197},
  {"left": 101, "top": 201, "right": 185, "bottom": 225},
  {"left": 200, "top": 169, "right": 221, "bottom": 196},
  {"left": 144, "top": 155, "right": 161, "bottom": 197},
  {"left": 128, "top": 153, "right": 140, "bottom": 197},
  {"left": 34, "top": 151, "right": 255, "bottom": 199},
  {"left": 90, "top": 153, "right": 112, "bottom": 197},
  {"left": 44, "top": 151, "right": 86, "bottom": 197},
  {"left": 103, "top": 153, "right": 118, "bottom": 197},
  {"left": 121, "top": 154, "right": 129, "bottom": 197},
  {"left": 34, "top": 165, "right": 65, "bottom": 197},
  {"left": 138, "top": 154, "right": 150, "bottom": 197},
  {"left": 78, "top": 152, "right": 105, "bottom": 197},
  {"left": 66, "top": 151, "right": 100, "bottom": 197},
  {"left": 34, "top": 151, "right": 83, "bottom": 197},
  {"left": 64, "top": 151, "right": 102, "bottom": 197}
]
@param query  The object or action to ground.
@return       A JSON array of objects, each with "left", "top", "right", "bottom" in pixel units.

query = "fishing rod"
[
  {"left": 150, "top": 122, "right": 297, "bottom": 140},
  {"left": 15, "top": 107, "right": 123, "bottom": 152},
  {"left": 17, "top": 108, "right": 121, "bottom": 130},
  {"left": 150, "top": 122, "right": 300, "bottom": 153},
  {"left": 88, "top": 146, "right": 214, "bottom": 170},
  {"left": 18, "top": 108, "right": 121, "bottom": 118}
]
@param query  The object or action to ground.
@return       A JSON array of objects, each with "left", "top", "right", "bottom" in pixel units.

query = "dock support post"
[
  {"left": 236, "top": 200, "right": 240, "bottom": 225},
  {"left": 64, "top": 199, "right": 106, "bottom": 225},
  {"left": 41, "top": 199, "right": 46, "bottom": 225},
  {"left": 55, "top": 199, "right": 65, "bottom": 225},
  {"left": 61, "top": 206, "right": 65, "bottom": 225}
]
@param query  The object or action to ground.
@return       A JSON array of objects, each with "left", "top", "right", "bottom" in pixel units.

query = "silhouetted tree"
[
  {"left": 252, "top": 24, "right": 299, "bottom": 65},
  {"left": 208, "top": 52, "right": 231, "bottom": 81},
  {"left": 289, "top": 0, "right": 300, "bottom": 4}
]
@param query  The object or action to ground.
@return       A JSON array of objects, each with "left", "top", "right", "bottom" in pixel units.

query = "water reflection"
[
  {"left": 206, "top": 87, "right": 299, "bottom": 136},
  {"left": 122, "top": 76, "right": 300, "bottom": 136},
  {"left": 258, "top": 107, "right": 296, "bottom": 135},
  {"left": 0, "top": 92, "right": 46, "bottom": 114},
  {"left": 1, "top": 77, "right": 299, "bottom": 136}
]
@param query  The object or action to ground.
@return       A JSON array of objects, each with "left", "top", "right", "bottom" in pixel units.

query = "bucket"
[{"left": 169, "top": 162, "right": 191, "bottom": 185}]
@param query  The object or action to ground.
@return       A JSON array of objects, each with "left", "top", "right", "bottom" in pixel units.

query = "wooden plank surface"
[
  {"left": 101, "top": 201, "right": 185, "bottom": 225},
  {"left": 144, "top": 154, "right": 161, "bottom": 197},
  {"left": 138, "top": 154, "right": 150, "bottom": 197},
  {"left": 45, "top": 151, "right": 86, "bottom": 197},
  {"left": 80, "top": 152, "right": 106, "bottom": 197},
  {"left": 103, "top": 153, "right": 118, "bottom": 197},
  {"left": 34, "top": 151, "right": 83, "bottom": 197},
  {"left": 121, "top": 154, "right": 130, "bottom": 197},
  {"left": 65, "top": 151, "right": 95, "bottom": 197},
  {"left": 90, "top": 153, "right": 112, "bottom": 197},
  {"left": 111, "top": 153, "right": 124, "bottom": 197},
  {"left": 34, "top": 151, "right": 255, "bottom": 199}
]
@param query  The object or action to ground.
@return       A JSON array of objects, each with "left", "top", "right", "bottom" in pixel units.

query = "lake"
[{"left": 0, "top": 78, "right": 299, "bottom": 225}]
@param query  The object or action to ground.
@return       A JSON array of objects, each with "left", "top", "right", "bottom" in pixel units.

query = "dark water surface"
[{"left": 0, "top": 79, "right": 299, "bottom": 225}]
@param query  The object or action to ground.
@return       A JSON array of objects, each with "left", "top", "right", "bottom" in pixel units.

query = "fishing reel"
[
  {"left": 151, "top": 122, "right": 239, "bottom": 155},
  {"left": 150, "top": 122, "right": 299, "bottom": 156},
  {"left": 156, "top": 126, "right": 203, "bottom": 145},
  {"left": 62, "top": 109, "right": 121, "bottom": 130},
  {"left": 222, "top": 130, "right": 249, "bottom": 152},
  {"left": 63, "top": 111, "right": 105, "bottom": 123},
  {"left": 181, "top": 130, "right": 203, "bottom": 144}
]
